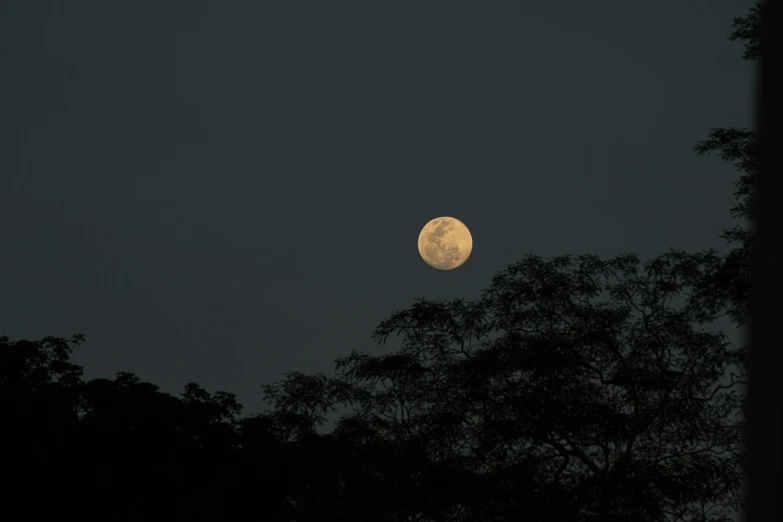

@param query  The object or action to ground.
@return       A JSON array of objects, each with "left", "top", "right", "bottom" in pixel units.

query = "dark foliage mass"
[
  {"left": 1, "top": 6, "right": 758, "bottom": 522},
  {"left": 0, "top": 248, "right": 745, "bottom": 521},
  {"left": 728, "top": 2, "right": 764, "bottom": 60}
]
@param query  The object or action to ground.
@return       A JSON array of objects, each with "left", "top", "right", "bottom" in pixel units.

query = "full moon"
[{"left": 417, "top": 217, "right": 473, "bottom": 270}]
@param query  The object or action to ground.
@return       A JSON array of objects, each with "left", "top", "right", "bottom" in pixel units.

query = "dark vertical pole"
[{"left": 746, "top": 1, "right": 782, "bottom": 521}]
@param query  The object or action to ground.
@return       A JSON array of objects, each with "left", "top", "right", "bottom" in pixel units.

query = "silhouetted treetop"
[
  {"left": 263, "top": 251, "right": 744, "bottom": 521},
  {"left": 729, "top": 2, "right": 764, "bottom": 60}
]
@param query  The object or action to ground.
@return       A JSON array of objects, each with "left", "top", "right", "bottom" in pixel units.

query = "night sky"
[{"left": 1, "top": 0, "right": 755, "bottom": 415}]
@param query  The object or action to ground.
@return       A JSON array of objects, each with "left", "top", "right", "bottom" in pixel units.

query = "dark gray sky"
[{"left": 1, "top": 0, "right": 754, "bottom": 414}]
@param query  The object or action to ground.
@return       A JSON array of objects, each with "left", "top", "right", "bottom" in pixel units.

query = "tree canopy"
[{"left": 262, "top": 250, "right": 744, "bottom": 521}]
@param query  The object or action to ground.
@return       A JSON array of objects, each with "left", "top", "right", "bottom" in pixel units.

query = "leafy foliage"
[
  {"left": 690, "top": 127, "right": 756, "bottom": 327},
  {"left": 729, "top": 2, "right": 764, "bottom": 60},
  {"left": 264, "top": 251, "right": 744, "bottom": 521}
]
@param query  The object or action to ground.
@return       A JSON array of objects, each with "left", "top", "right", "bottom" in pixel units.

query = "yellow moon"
[{"left": 418, "top": 217, "right": 473, "bottom": 270}]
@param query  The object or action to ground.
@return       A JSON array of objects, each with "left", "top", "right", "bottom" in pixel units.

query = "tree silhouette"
[
  {"left": 728, "top": 2, "right": 764, "bottom": 60},
  {"left": 0, "top": 335, "right": 84, "bottom": 514},
  {"left": 263, "top": 251, "right": 744, "bottom": 521},
  {"left": 689, "top": 1, "right": 761, "bottom": 329},
  {"left": 0, "top": 335, "right": 294, "bottom": 520}
]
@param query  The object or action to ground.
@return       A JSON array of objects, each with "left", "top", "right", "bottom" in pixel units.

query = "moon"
[{"left": 418, "top": 217, "right": 473, "bottom": 270}]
